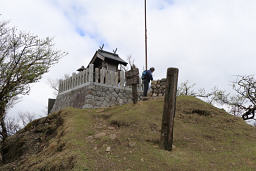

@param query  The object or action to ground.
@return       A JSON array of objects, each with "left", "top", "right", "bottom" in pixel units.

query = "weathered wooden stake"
[
  {"left": 159, "top": 68, "right": 179, "bottom": 151},
  {"left": 125, "top": 68, "right": 139, "bottom": 104},
  {"left": 132, "top": 84, "right": 138, "bottom": 104}
]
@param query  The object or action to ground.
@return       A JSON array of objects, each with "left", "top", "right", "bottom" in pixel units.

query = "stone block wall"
[
  {"left": 150, "top": 78, "right": 167, "bottom": 97},
  {"left": 50, "top": 64, "right": 144, "bottom": 113},
  {"left": 51, "top": 82, "right": 142, "bottom": 113}
]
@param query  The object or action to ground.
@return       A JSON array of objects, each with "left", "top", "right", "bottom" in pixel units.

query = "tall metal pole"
[{"left": 144, "top": 0, "right": 148, "bottom": 70}]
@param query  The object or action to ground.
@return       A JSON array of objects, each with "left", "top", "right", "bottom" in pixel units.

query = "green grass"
[
  {"left": 2, "top": 96, "right": 256, "bottom": 170},
  {"left": 68, "top": 96, "right": 256, "bottom": 170}
]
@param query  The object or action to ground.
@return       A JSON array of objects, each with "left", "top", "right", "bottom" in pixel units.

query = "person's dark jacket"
[{"left": 144, "top": 70, "right": 153, "bottom": 82}]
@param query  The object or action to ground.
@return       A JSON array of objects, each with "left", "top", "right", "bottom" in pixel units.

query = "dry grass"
[{"left": 1, "top": 96, "right": 256, "bottom": 170}]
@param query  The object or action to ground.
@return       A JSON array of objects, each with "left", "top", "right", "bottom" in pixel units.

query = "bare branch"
[
  {"left": 18, "top": 112, "right": 35, "bottom": 127},
  {"left": 5, "top": 117, "right": 20, "bottom": 136}
]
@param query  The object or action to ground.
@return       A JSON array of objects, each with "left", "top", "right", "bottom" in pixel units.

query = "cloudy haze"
[{"left": 1, "top": 0, "right": 256, "bottom": 118}]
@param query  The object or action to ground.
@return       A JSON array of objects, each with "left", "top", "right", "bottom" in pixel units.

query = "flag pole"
[{"left": 144, "top": 0, "right": 148, "bottom": 70}]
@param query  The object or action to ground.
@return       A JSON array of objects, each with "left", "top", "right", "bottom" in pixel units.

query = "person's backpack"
[{"left": 141, "top": 70, "right": 147, "bottom": 80}]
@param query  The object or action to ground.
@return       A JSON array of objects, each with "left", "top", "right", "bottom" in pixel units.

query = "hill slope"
[{"left": 1, "top": 96, "right": 256, "bottom": 170}]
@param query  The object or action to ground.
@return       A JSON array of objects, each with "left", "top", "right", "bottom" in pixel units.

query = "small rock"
[
  {"left": 87, "top": 136, "right": 93, "bottom": 140},
  {"left": 172, "top": 145, "right": 176, "bottom": 149},
  {"left": 142, "top": 97, "right": 150, "bottom": 101},
  {"left": 106, "top": 146, "right": 111, "bottom": 152},
  {"left": 94, "top": 132, "right": 106, "bottom": 139},
  {"left": 108, "top": 126, "right": 115, "bottom": 130},
  {"left": 94, "top": 146, "right": 97, "bottom": 150},
  {"left": 96, "top": 109, "right": 105, "bottom": 113},
  {"left": 140, "top": 158, "right": 144, "bottom": 162},
  {"left": 109, "top": 134, "right": 117, "bottom": 140},
  {"left": 96, "top": 125, "right": 103, "bottom": 129},
  {"left": 128, "top": 141, "right": 136, "bottom": 147}
]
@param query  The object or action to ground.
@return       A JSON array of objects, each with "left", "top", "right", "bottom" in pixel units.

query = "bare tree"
[
  {"left": 0, "top": 19, "right": 66, "bottom": 162},
  {"left": 177, "top": 80, "right": 214, "bottom": 99},
  {"left": 177, "top": 76, "right": 256, "bottom": 121},
  {"left": 176, "top": 81, "right": 227, "bottom": 105},
  {"left": 120, "top": 55, "right": 135, "bottom": 72},
  {"left": 197, "top": 87, "right": 227, "bottom": 105},
  {"left": 177, "top": 80, "right": 197, "bottom": 96},
  {"left": 0, "top": 112, "right": 37, "bottom": 140},
  {"left": 47, "top": 74, "right": 69, "bottom": 97},
  {"left": 5, "top": 117, "right": 20, "bottom": 136},
  {"left": 213, "top": 75, "right": 256, "bottom": 118},
  {"left": 18, "top": 112, "right": 35, "bottom": 127},
  {"left": 47, "top": 78, "right": 59, "bottom": 97}
]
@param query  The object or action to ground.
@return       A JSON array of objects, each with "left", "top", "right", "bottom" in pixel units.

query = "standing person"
[{"left": 142, "top": 67, "right": 155, "bottom": 96}]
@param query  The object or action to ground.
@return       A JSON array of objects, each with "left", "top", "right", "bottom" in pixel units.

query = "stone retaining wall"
[
  {"left": 51, "top": 82, "right": 142, "bottom": 112},
  {"left": 150, "top": 78, "right": 167, "bottom": 97},
  {"left": 50, "top": 64, "right": 144, "bottom": 113}
]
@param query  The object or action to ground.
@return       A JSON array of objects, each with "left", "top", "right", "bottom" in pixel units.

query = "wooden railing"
[{"left": 58, "top": 64, "right": 126, "bottom": 93}]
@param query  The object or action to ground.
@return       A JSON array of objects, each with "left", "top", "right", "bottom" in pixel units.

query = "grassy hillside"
[{"left": 1, "top": 96, "right": 256, "bottom": 171}]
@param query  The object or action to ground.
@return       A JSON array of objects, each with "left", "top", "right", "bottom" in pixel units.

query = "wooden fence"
[{"left": 58, "top": 64, "right": 128, "bottom": 93}]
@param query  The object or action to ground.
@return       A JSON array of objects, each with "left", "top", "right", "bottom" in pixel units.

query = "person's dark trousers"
[{"left": 143, "top": 80, "right": 149, "bottom": 96}]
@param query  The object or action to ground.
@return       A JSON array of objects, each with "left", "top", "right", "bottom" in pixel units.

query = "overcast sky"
[{"left": 1, "top": 0, "right": 256, "bottom": 119}]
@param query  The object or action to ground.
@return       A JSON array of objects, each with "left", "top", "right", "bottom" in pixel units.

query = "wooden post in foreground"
[
  {"left": 125, "top": 67, "right": 139, "bottom": 104},
  {"left": 159, "top": 68, "right": 179, "bottom": 151},
  {"left": 132, "top": 84, "right": 138, "bottom": 104}
]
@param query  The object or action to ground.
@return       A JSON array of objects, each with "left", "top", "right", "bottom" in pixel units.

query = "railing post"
[
  {"left": 87, "top": 68, "right": 90, "bottom": 82},
  {"left": 100, "top": 68, "right": 105, "bottom": 84},
  {"left": 109, "top": 71, "right": 114, "bottom": 86},
  {"left": 80, "top": 72, "right": 83, "bottom": 85},
  {"left": 95, "top": 68, "right": 99, "bottom": 83},
  {"left": 106, "top": 70, "right": 109, "bottom": 85},
  {"left": 84, "top": 69, "right": 87, "bottom": 83},
  {"left": 64, "top": 79, "right": 68, "bottom": 91},
  {"left": 89, "top": 64, "right": 94, "bottom": 82},
  {"left": 76, "top": 73, "right": 79, "bottom": 86},
  {"left": 63, "top": 79, "right": 66, "bottom": 91},
  {"left": 59, "top": 79, "right": 63, "bottom": 93},
  {"left": 120, "top": 70, "right": 125, "bottom": 87},
  {"left": 75, "top": 74, "right": 78, "bottom": 87},
  {"left": 115, "top": 72, "right": 119, "bottom": 86},
  {"left": 72, "top": 73, "right": 76, "bottom": 88},
  {"left": 68, "top": 78, "right": 71, "bottom": 90},
  {"left": 159, "top": 68, "right": 179, "bottom": 151},
  {"left": 77, "top": 72, "right": 81, "bottom": 86},
  {"left": 108, "top": 70, "right": 112, "bottom": 85},
  {"left": 61, "top": 80, "right": 64, "bottom": 92},
  {"left": 81, "top": 70, "right": 84, "bottom": 84}
]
